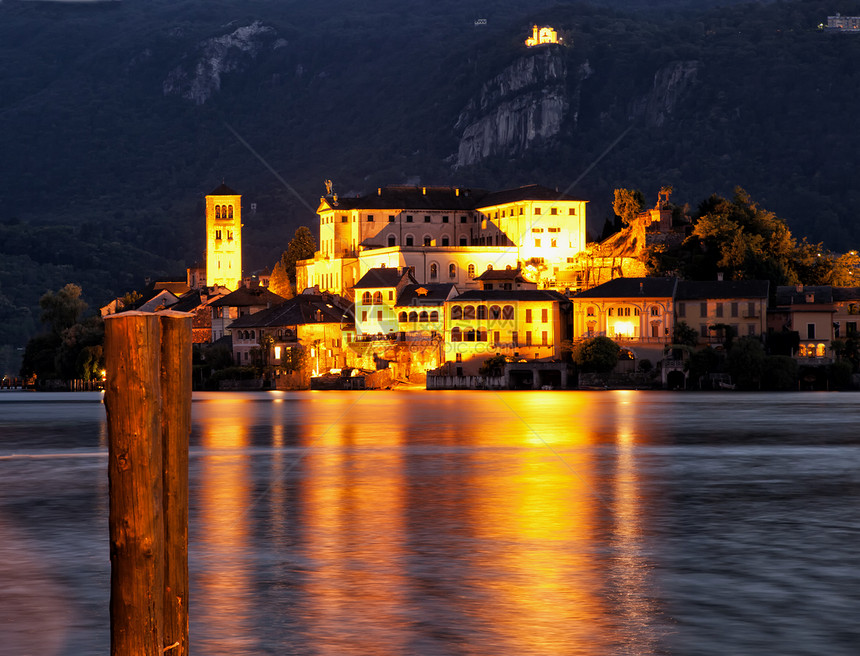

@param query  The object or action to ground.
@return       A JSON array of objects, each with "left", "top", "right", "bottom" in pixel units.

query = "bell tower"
[{"left": 205, "top": 183, "right": 242, "bottom": 290}]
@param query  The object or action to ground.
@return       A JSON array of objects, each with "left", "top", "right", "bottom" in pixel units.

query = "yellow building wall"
[{"left": 205, "top": 193, "right": 242, "bottom": 290}]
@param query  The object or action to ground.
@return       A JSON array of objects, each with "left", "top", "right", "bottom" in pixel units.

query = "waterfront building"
[
  {"left": 443, "top": 288, "right": 571, "bottom": 375},
  {"left": 675, "top": 279, "right": 770, "bottom": 346}
]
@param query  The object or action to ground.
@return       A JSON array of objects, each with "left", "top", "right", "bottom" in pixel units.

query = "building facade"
[{"left": 205, "top": 183, "right": 243, "bottom": 290}]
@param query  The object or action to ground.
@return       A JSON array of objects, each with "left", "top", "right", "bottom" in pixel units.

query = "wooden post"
[
  {"left": 159, "top": 311, "right": 192, "bottom": 655},
  {"left": 104, "top": 312, "right": 165, "bottom": 655}
]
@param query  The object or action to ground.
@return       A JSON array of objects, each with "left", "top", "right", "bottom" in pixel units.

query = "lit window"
[
  {"left": 409, "top": 311, "right": 418, "bottom": 322},
  {"left": 373, "top": 291, "right": 382, "bottom": 304},
  {"left": 399, "top": 312, "right": 408, "bottom": 322},
  {"left": 463, "top": 305, "right": 475, "bottom": 320},
  {"left": 274, "top": 346, "right": 281, "bottom": 360},
  {"left": 468, "top": 264, "right": 476, "bottom": 278},
  {"left": 451, "top": 306, "right": 462, "bottom": 320},
  {"left": 430, "top": 263, "right": 438, "bottom": 279},
  {"left": 477, "top": 305, "right": 487, "bottom": 319},
  {"left": 419, "top": 310, "right": 429, "bottom": 322},
  {"left": 551, "top": 208, "right": 557, "bottom": 215},
  {"left": 502, "top": 305, "right": 514, "bottom": 320},
  {"left": 430, "top": 310, "right": 439, "bottom": 322},
  {"left": 449, "top": 263, "right": 457, "bottom": 278},
  {"left": 362, "top": 292, "right": 372, "bottom": 304}
]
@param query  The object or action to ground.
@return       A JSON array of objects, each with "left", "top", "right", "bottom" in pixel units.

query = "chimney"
[{"left": 717, "top": 272, "right": 724, "bottom": 281}]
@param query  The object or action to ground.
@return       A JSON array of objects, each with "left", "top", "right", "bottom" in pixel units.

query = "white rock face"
[
  {"left": 163, "top": 21, "right": 277, "bottom": 105},
  {"left": 454, "top": 49, "right": 568, "bottom": 168}
]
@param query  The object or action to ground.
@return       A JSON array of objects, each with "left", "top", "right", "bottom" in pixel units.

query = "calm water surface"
[{"left": 1, "top": 390, "right": 859, "bottom": 655}]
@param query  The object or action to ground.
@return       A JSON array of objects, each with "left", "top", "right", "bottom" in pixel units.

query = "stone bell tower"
[{"left": 205, "top": 183, "right": 242, "bottom": 290}]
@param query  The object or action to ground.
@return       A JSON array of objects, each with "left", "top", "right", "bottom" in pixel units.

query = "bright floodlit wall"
[
  {"left": 444, "top": 296, "right": 565, "bottom": 372},
  {"left": 206, "top": 192, "right": 242, "bottom": 290},
  {"left": 476, "top": 198, "right": 587, "bottom": 274},
  {"left": 573, "top": 295, "right": 675, "bottom": 344},
  {"left": 355, "top": 285, "right": 400, "bottom": 336},
  {"left": 358, "top": 247, "right": 520, "bottom": 289}
]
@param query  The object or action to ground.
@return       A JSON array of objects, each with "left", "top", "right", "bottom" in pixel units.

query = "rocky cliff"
[
  {"left": 163, "top": 21, "right": 278, "bottom": 105},
  {"left": 454, "top": 49, "right": 571, "bottom": 168},
  {"left": 628, "top": 60, "right": 700, "bottom": 128}
]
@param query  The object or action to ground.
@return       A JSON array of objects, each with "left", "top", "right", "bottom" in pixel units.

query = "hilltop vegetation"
[{"left": 2, "top": 0, "right": 860, "bottom": 366}]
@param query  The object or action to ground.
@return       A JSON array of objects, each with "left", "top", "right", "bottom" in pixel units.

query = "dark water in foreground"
[{"left": 1, "top": 390, "right": 859, "bottom": 655}]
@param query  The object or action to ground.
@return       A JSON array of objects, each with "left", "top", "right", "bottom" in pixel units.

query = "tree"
[
  {"left": 39, "top": 283, "right": 87, "bottom": 336},
  {"left": 762, "top": 355, "right": 798, "bottom": 391},
  {"left": 727, "top": 336, "right": 766, "bottom": 389},
  {"left": 283, "top": 226, "right": 317, "bottom": 286},
  {"left": 612, "top": 188, "right": 645, "bottom": 226},
  {"left": 672, "top": 321, "right": 699, "bottom": 347},
  {"left": 572, "top": 336, "right": 620, "bottom": 373},
  {"left": 268, "top": 260, "right": 294, "bottom": 299}
]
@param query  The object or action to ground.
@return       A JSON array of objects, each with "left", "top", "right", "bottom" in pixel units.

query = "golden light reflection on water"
[
  {"left": 195, "top": 396, "right": 255, "bottom": 654},
  {"left": 190, "top": 391, "right": 664, "bottom": 654}
]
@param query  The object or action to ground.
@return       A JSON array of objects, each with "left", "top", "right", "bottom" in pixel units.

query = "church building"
[{"left": 205, "top": 183, "right": 243, "bottom": 290}]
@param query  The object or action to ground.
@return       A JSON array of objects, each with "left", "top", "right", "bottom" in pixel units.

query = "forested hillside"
[{"left": 2, "top": 0, "right": 860, "bottom": 369}]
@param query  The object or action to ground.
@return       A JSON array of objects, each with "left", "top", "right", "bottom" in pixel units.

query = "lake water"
[{"left": 1, "top": 390, "right": 859, "bottom": 655}]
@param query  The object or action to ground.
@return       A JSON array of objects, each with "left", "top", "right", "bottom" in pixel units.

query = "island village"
[{"left": 90, "top": 178, "right": 860, "bottom": 392}]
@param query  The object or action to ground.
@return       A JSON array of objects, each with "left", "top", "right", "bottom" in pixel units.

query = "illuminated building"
[
  {"left": 297, "top": 184, "right": 588, "bottom": 298},
  {"left": 205, "top": 183, "right": 243, "bottom": 290},
  {"left": 525, "top": 25, "right": 559, "bottom": 47},
  {"left": 443, "top": 289, "right": 571, "bottom": 374},
  {"left": 208, "top": 285, "right": 287, "bottom": 344},
  {"left": 226, "top": 289, "right": 352, "bottom": 382}
]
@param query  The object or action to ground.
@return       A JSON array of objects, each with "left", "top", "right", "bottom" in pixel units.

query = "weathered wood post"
[
  {"left": 159, "top": 311, "right": 192, "bottom": 655},
  {"left": 104, "top": 312, "right": 165, "bottom": 655}
]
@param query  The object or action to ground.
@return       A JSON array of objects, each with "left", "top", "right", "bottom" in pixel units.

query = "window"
[
  {"left": 569, "top": 208, "right": 576, "bottom": 215},
  {"left": 807, "top": 324, "right": 815, "bottom": 339},
  {"left": 460, "top": 216, "right": 467, "bottom": 223},
  {"left": 748, "top": 302, "right": 756, "bottom": 317},
  {"left": 478, "top": 329, "right": 487, "bottom": 342},
  {"left": 534, "top": 207, "right": 542, "bottom": 215},
  {"left": 449, "top": 263, "right": 457, "bottom": 279},
  {"left": 716, "top": 303, "right": 724, "bottom": 318},
  {"left": 731, "top": 302, "right": 739, "bottom": 317},
  {"left": 541, "top": 331, "right": 548, "bottom": 346},
  {"left": 430, "top": 310, "right": 439, "bottom": 322},
  {"left": 608, "top": 308, "right": 614, "bottom": 317},
  {"left": 424, "top": 216, "right": 431, "bottom": 223},
  {"left": 406, "top": 215, "right": 413, "bottom": 223},
  {"left": 442, "top": 237, "right": 449, "bottom": 246},
  {"left": 430, "top": 263, "right": 438, "bottom": 279},
  {"left": 377, "top": 310, "right": 383, "bottom": 321},
  {"left": 465, "top": 329, "right": 476, "bottom": 342},
  {"left": 526, "top": 331, "right": 532, "bottom": 346},
  {"left": 493, "top": 330, "right": 500, "bottom": 343},
  {"left": 526, "top": 309, "right": 532, "bottom": 323},
  {"left": 678, "top": 302, "right": 686, "bottom": 318},
  {"left": 362, "top": 311, "right": 368, "bottom": 322},
  {"left": 451, "top": 327, "right": 461, "bottom": 342},
  {"left": 228, "top": 206, "right": 233, "bottom": 219},
  {"left": 477, "top": 305, "right": 487, "bottom": 320},
  {"left": 227, "top": 230, "right": 233, "bottom": 240},
  {"left": 373, "top": 291, "right": 382, "bottom": 304},
  {"left": 468, "top": 264, "right": 476, "bottom": 278},
  {"left": 651, "top": 323, "right": 660, "bottom": 338},
  {"left": 459, "top": 236, "right": 467, "bottom": 246},
  {"left": 512, "top": 331, "right": 519, "bottom": 346},
  {"left": 367, "top": 214, "right": 374, "bottom": 222},
  {"left": 550, "top": 207, "right": 557, "bottom": 215},
  {"left": 535, "top": 239, "right": 541, "bottom": 247},
  {"left": 816, "top": 343, "right": 826, "bottom": 357},
  {"left": 651, "top": 306, "right": 660, "bottom": 317},
  {"left": 490, "top": 305, "right": 501, "bottom": 320},
  {"left": 362, "top": 292, "right": 372, "bottom": 304},
  {"left": 215, "top": 206, "right": 221, "bottom": 219},
  {"left": 551, "top": 239, "right": 557, "bottom": 247},
  {"left": 587, "top": 306, "right": 595, "bottom": 317},
  {"left": 405, "top": 235, "right": 414, "bottom": 246},
  {"left": 503, "top": 305, "right": 514, "bottom": 320},
  {"left": 399, "top": 312, "right": 408, "bottom": 322},
  {"left": 388, "top": 235, "right": 396, "bottom": 247},
  {"left": 424, "top": 236, "right": 432, "bottom": 246},
  {"left": 849, "top": 321, "right": 858, "bottom": 336},
  {"left": 532, "top": 228, "right": 543, "bottom": 233},
  {"left": 442, "top": 215, "right": 449, "bottom": 223},
  {"left": 409, "top": 311, "right": 418, "bottom": 322},
  {"left": 748, "top": 324, "right": 756, "bottom": 336},
  {"left": 700, "top": 324, "right": 708, "bottom": 337},
  {"left": 388, "top": 291, "right": 394, "bottom": 300},
  {"left": 215, "top": 229, "right": 222, "bottom": 240},
  {"left": 419, "top": 310, "right": 428, "bottom": 322},
  {"left": 463, "top": 305, "right": 475, "bottom": 320},
  {"left": 700, "top": 302, "right": 707, "bottom": 316},
  {"left": 451, "top": 305, "right": 462, "bottom": 320},
  {"left": 388, "top": 215, "right": 395, "bottom": 223}
]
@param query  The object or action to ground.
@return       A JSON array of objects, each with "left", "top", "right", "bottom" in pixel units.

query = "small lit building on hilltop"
[{"left": 525, "top": 25, "right": 560, "bottom": 46}]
